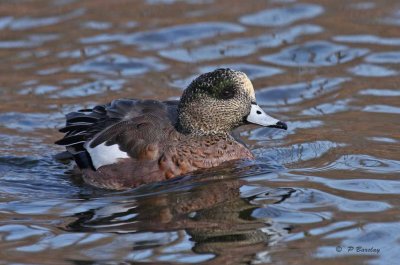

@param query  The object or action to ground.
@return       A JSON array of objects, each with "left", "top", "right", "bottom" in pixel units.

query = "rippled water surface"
[{"left": 0, "top": 0, "right": 399, "bottom": 264}]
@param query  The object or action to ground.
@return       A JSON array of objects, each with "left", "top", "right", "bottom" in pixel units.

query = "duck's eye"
[{"left": 220, "top": 86, "right": 235, "bottom": 100}]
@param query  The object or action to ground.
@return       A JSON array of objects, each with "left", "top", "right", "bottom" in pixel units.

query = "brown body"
[{"left": 83, "top": 133, "right": 253, "bottom": 190}]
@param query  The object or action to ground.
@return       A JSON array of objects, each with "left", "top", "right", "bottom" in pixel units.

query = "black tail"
[{"left": 56, "top": 106, "right": 107, "bottom": 170}]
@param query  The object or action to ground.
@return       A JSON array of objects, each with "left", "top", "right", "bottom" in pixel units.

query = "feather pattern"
[{"left": 56, "top": 99, "right": 180, "bottom": 169}]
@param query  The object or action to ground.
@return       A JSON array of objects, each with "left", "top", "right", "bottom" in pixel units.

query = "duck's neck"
[
  {"left": 177, "top": 109, "right": 234, "bottom": 136},
  {"left": 175, "top": 120, "right": 232, "bottom": 138}
]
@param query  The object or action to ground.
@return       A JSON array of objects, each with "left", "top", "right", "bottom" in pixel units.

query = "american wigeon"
[{"left": 56, "top": 68, "right": 287, "bottom": 190}]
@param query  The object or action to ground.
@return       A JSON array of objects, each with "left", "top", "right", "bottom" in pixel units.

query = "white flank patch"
[{"left": 85, "top": 141, "right": 129, "bottom": 170}]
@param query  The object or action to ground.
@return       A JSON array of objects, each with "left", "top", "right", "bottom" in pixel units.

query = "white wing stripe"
[{"left": 85, "top": 141, "right": 129, "bottom": 170}]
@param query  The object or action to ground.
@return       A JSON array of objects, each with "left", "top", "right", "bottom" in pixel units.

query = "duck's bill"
[{"left": 246, "top": 103, "right": 287, "bottom": 130}]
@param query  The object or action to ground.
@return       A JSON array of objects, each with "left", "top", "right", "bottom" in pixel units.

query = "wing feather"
[{"left": 56, "top": 99, "right": 179, "bottom": 169}]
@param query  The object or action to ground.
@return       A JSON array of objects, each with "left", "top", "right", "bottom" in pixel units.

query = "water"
[{"left": 0, "top": 0, "right": 399, "bottom": 264}]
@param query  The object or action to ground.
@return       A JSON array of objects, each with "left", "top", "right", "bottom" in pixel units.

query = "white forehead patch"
[
  {"left": 236, "top": 71, "right": 255, "bottom": 100},
  {"left": 243, "top": 77, "right": 255, "bottom": 99}
]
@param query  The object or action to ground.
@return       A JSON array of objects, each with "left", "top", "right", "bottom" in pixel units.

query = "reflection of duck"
[
  {"left": 66, "top": 168, "right": 293, "bottom": 264},
  {"left": 56, "top": 69, "right": 287, "bottom": 189}
]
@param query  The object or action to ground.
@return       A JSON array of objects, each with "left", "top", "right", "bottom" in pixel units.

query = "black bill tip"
[{"left": 268, "top": 121, "right": 288, "bottom": 130}]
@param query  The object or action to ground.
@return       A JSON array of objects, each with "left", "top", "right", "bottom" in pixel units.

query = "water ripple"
[
  {"left": 333, "top": 34, "right": 400, "bottom": 46},
  {"left": 256, "top": 141, "right": 345, "bottom": 165},
  {"left": 252, "top": 204, "right": 329, "bottom": 224},
  {"left": 81, "top": 22, "right": 245, "bottom": 50},
  {"left": 257, "top": 77, "right": 350, "bottom": 106},
  {"left": 53, "top": 79, "right": 126, "bottom": 98},
  {"left": 363, "top": 104, "right": 400, "bottom": 114},
  {"left": 1, "top": 8, "right": 85, "bottom": 31},
  {"left": 0, "top": 225, "right": 48, "bottom": 241},
  {"left": 284, "top": 173, "right": 400, "bottom": 195},
  {"left": 248, "top": 120, "right": 323, "bottom": 141},
  {"left": 0, "top": 34, "right": 59, "bottom": 49},
  {"left": 0, "top": 112, "right": 62, "bottom": 131},
  {"left": 348, "top": 64, "right": 398, "bottom": 77},
  {"left": 19, "top": 85, "right": 59, "bottom": 96},
  {"left": 381, "top": 9, "right": 400, "bottom": 26},
  {"left": 365, "top": 51, "right": 400, "bottom": 64},
  {"left": 240, "top": 3, "right": 324, "bottom": 27},
  {"left": 69, "top": 54, "right": 168, "bottom": 76},
  {"left": 366, "top": 137, "right": 398, "bottom": 143},
  {"left": 83, "top": 21, "right": 112, "bottom": 30},
  {"left": 262, "top": 41, "right": 368, "bottom": 67},
  {"left": 328, "top": 179, "right": 400, "bottom": 195},
  {"left": 57, "top": 45, "right": 111, "bottom": 59},
  {"left": 359, "top": 88, "right": 400, "bottom": 97},
  {"left": 0, "top": 155, "right": 80, "bottom": 198},
  {"left": 123, "top": 22, "right": 245, "bottom": 49},
  {"left": 159, "top": 24, "right": 322, "bottom": 62},
  {"left": 302, "top": 154, "right": 400, "bottom": 174},
  {"left": 301, "top": 98, "right": 353, "bottom": 116},
  {"left": 349, "top": 2, "right": 376, "bottom": 10},
  {"left": 278, "top": 188, "right": 391, "bottom": 213}
]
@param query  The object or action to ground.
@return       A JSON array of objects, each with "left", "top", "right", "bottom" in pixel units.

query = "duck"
[{"left": 56, "top": 68, "right": 287, "bottom": 190}]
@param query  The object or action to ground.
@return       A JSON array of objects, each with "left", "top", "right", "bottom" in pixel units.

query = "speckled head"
[{"left": 178, "top": 68, "right": 287, "bottom": 135}]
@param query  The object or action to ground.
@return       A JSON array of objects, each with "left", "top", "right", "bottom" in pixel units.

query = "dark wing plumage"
[{"left": 56, "top": 98, "right": 179, "bottom": 169}]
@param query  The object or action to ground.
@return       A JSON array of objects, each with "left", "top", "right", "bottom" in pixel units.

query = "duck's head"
[{"left": 178, "top": 68, "right": 287, "bottom": 135}]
